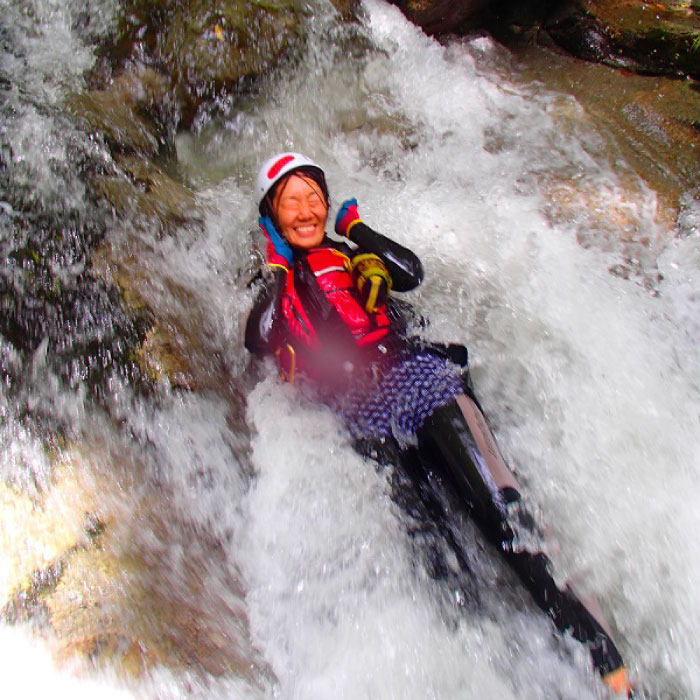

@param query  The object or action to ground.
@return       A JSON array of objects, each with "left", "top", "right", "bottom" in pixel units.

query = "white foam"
[
  {"left": 238, "top": 376, "right": 583, "bottom": 699},
  {"left": 0, "top": 625, "right": 134, "bottom": 700},
  {"left": 351, "top": 2, "right": 700, "bottom": 696}
]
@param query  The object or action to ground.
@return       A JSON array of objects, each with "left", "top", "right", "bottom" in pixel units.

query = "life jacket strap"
[{"left": 275, "top": 343, "right": 297, "bottom": 384}]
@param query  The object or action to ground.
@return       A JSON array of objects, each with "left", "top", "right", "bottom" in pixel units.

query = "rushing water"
[{"left": 2, "top": 0, "right": 700, "bottom": 699}]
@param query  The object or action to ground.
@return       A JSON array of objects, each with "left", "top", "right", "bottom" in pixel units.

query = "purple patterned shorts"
[{"left": 326, "top": 350, "right": 464, "bottom": 445}]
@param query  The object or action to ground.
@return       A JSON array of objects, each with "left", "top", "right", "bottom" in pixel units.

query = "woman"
[{"left": 245, "top": 152, "right": 631, "bottom": 696}]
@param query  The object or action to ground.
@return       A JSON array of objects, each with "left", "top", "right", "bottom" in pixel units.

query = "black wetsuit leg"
[{"left": 415, "top": 400, "right": 625, "bottom": 678}]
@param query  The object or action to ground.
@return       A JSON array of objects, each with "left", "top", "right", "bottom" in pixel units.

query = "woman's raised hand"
[
  {"left": 335, "top": 198, "right": 363, "bottom": 238},
  {"left": 259, "top": 215, "right": 294, "bottom": 267}
]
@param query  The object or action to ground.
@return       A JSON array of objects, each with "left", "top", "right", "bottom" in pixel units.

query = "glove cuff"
[
  {"left": 343, "top": 218, "right": 362, "bottom": 237},
  {"left": 259, "top": 215, "right": 293, "bottom": 266},
  {"left": 335, "top": 200, "right": 362, "bottom": 237},
  {"left": 351, "top": 253, "right": 393, "bottom": 290},
  {"left": 336, "top": 213, "right": 362, "bottom": 237}
]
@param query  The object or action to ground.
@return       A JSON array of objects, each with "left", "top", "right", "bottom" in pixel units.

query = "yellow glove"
[{"left": 352, "top": 254, "right": 392, "bottom": 313}]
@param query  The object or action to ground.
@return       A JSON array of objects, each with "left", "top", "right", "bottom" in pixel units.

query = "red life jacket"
[{"left": 276, "top": 246, "right": 391, "bottom": 381}]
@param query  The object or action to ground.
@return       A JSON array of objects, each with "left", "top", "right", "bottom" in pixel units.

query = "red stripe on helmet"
[{"left": 267, "top": 155, "right": 295, "bottom": 180}]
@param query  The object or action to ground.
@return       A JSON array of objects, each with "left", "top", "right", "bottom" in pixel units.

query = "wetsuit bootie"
[{"left": 603, "top": 666, "right": 632, "bottom": 697}]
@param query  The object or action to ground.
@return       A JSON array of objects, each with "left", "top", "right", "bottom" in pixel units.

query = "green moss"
[
  {"left": 66, "top": 90, "right": 161, "bottom": 156},
  {"left": 157, "top": 1, "right": 300, "bottom": 87}
]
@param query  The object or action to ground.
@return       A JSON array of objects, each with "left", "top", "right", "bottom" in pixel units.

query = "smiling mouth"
[{"left": 294, "top": 224, "right": 318, "bottom": 236}]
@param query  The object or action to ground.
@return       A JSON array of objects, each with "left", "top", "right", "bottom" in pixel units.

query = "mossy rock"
[
  {"left": 92, "top": 157, "right": 197, "bottom": 227},
  {"left": 157, "top": 0, "right": 299, "bottom": 83},
  {"left": 1, "top": 446, "right": 268, "bottom": 683},
  {"left": 101, "top": 0, "right": 304, "bottom": 127},
  {"left": 545, "top": 0, "right": 700, "bottom": 79},
  {"left": 66, "top": 69, "right": 170, "bottom": 156}
]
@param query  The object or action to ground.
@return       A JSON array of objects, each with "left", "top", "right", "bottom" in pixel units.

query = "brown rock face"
[
  {"left": 2, "top": 447, "right": 269, "bottom": 684},
  {"left": 97, "top": 0, "right": 303, "bottom": 129},
  {"left": 545, "top": 0, "right": 700, "bottom": 79},
  {"left": 388, "top": 1, "right": 700, "bottom": 80},
  {"left": 386, "top": 0, "right": 496, "bottom": 35}
]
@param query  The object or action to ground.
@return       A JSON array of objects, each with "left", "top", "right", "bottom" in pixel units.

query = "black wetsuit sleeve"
[
  {"left": 244, "top": 266, "right": 286, "bottom": 357},
  {"left": 347, "top": 222, "right": 424, "bottom": 292}
]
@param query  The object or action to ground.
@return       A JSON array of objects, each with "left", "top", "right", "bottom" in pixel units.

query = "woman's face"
[{"left": 273, "top": 173, "right": 328, "bottom": 249}]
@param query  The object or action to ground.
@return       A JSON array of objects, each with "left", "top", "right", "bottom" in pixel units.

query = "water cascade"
[{"left": 1, "top": 1, "right": 699, "bottom": 699}]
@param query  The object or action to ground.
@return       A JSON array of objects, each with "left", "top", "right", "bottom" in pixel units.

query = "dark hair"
[{"left": 259, "top": 166, "right": 330, "bottom": 224}]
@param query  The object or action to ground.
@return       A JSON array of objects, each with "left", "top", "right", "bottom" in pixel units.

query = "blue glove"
[
  {"left": 335, "top": 198, "right": 362, "bottom": 238},
  {"left": 259, "top": 215, "right": 293, "bottom": 266}
]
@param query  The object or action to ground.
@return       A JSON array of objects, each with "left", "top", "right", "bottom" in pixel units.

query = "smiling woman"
[
  {"left": 272, "top": 174, "right": 328, "bottom": 249},
  {"left": 244, "top": 152, "right": 632, "bottom": 697},
  {"left": 255, "top": 152, "right": 331, "bottom": 263}
]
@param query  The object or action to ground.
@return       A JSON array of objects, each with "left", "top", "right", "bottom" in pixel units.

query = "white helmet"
[{"left": 255, "top": 152, "right": 325, "bottom": 209}]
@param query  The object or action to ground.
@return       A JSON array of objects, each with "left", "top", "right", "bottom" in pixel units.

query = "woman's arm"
[
  {"left": 244, "top": 266, "right": 287, "bottom": 356},
  {"left": 335, "top": 200, "right": 423, "bottom": 292},
  {"left": 347, "top": 221, "right": 424, "bottom": 292}
]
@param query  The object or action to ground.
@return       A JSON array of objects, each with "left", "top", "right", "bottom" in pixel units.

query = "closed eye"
[{"left": 279, "top": 192, "right": 324, "bottom": 211}]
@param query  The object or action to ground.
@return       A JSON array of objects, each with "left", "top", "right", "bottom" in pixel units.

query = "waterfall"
[{"left": 1, "top": 1, "right": 699, "bottom": 698}]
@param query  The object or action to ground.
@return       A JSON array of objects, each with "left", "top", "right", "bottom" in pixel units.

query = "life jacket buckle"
[{"left": 276, "top": 343, "right": 296, "bottom": 384}]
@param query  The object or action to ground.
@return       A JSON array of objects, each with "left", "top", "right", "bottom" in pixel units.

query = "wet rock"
[
  {"left": 90, "top": 238, "right": 196, "bottom": 391},
  {"left": 475, "top": 1, "right": 700, "bottom": 80},
  {"left": 508, "top": 42, "right": 696, "bottom": 291},
  {"left": 1, "top": 446, "right": 268, "bottom": 683},
  {"left": 93, "top": 157, "right": 198, "bottom": 228},
  {"left": 386, "top": 1, "right": 698, "bottom": 240},
  {"left": 511, "top": 41, "right": 700, "bottom": 203},
  {"left": 99, "top": 0, "right": 303, "bottom": 129},
  {"left": 544, "top": 0, "right": 700, "bottom": 79},
  {"left": 0, "top": 462, "right": 97, "bottom": 610},
  {"left": 390, "top": 2, "right": 700, "bottom": 81},
  {"left": 329, "top": 0, "right": 365, "bottom": 22},
  {"left": 66, "top": 69, "right": 169, "bottom": 156},
  {"left": 133, "top": 324, "right": 197, "bottom": 390},
  {"left": 91, "top": 233, "right": 232, "bottom": 395},
  {"left": 386, "top": 0, "right": 497, "bottom": 35},
  {"left": 45, "top": 545, "right": 255, "bottom": 679},
  {"left": 544, "top": 175, "right": 672, "bottom": 291},
  {"left": 620, "top": 79, "right": 700, "bottom": 187}
]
